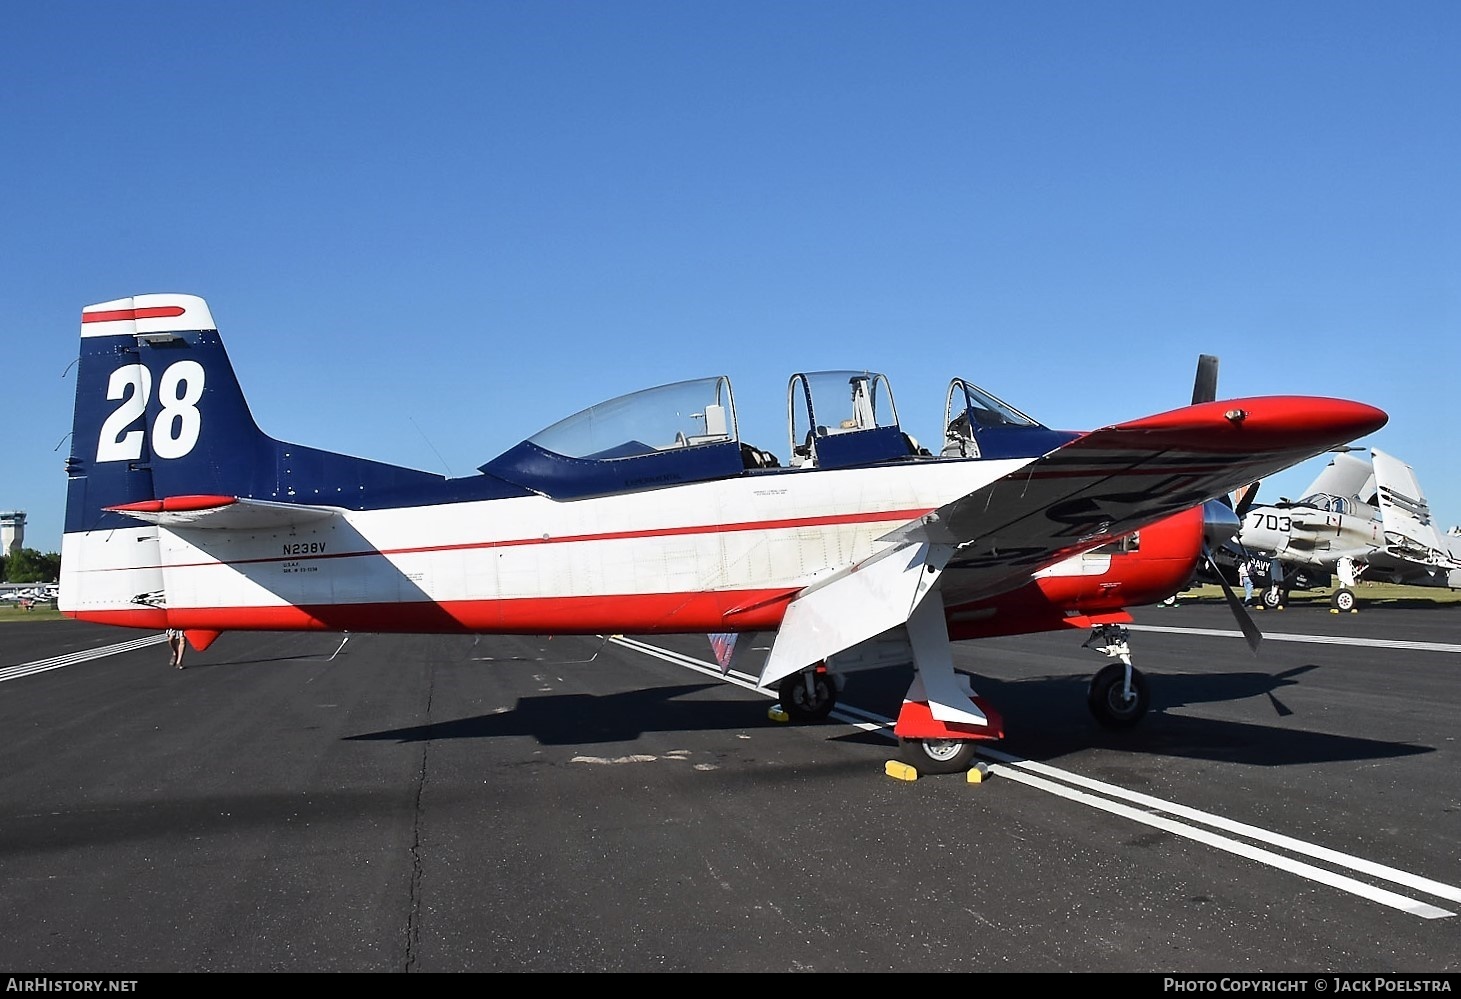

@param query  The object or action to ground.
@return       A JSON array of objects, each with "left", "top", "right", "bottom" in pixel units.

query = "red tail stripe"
[{"left": 82, "top": 305, "right": 187, "bottom": 323}]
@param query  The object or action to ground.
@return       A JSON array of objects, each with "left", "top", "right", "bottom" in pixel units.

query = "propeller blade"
[
  {"left": 1232, "top": 480, "right": 1261, "bottom": 519},
  {"left": 1192, "top": 354, "right": 1219, "bottom": 405},
  {"left": 1206, "top": 543, "right": 1263, "bottom": 654}
]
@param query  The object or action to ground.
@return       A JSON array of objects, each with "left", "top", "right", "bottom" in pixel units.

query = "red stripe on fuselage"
[{"left": 99, "top": 506, "right": 935, "bottom": 572}]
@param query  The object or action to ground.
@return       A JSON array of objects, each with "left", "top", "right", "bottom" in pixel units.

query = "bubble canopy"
[{"left": 525, "top": 376, "right": 737, "bottom": 460}]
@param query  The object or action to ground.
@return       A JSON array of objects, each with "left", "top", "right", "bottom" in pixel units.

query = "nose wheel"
[{"left": 1087, "top": 662, "right": 1149, "bottom": 728}]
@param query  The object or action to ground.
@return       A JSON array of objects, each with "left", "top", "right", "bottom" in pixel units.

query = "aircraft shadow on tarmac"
[
  {"left": 342, "top": 667, "right": 1433, "bottom": 770},
  {"left": 919, "top": 666, "right": 1434, "bottom": 767},
  {"left": 345, "top": 682, "right": 788, "bottom": 747}
]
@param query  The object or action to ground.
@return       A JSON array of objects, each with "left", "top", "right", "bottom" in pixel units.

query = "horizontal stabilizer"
[{"left": 105, "top": 495, "right": 347, "bottom": 530}]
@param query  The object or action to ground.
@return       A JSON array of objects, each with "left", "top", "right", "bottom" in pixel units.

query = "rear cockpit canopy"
[
  {"left": 478, "top": 376, "right": 757, "bottom": 499},
  {"left": 526, "top": 376, "right": 737, "bottom": 459}
]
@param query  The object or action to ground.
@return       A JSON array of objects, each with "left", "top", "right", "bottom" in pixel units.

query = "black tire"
[
  {"left": 1262, "top": 586, "right": 1283, "bottom": 609},
  {"left": 897, "top": 736, "right": 980, "bottom": 775},
  {"left": 1087, "top": 663, "right": 1149, "bottom": 729},
  {"left": 777, "top": 671, "right": 836, "bottom": 722},
  {"left": 1332, "top": 588, "right": 1356, "bottom": 612}
]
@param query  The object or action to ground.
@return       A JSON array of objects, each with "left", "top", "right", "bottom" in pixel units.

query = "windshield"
[
  {"left": 939, "top": 377, "right": 1044, "bottom": 458},
  {"left": 944, "top": 378, "right": 1041, "bottom": 432}
]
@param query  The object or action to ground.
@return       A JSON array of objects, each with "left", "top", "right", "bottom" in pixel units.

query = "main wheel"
[
  {"left": 1331, "top": 587, "right": 1356, "bottom": 612},
  {"left": 1087, "top": 663, "right": 1149, "bottom": 729},
  {"left": 897, "top": 736, "right": 979, "bottom": 775},
  {"left": 1262, "top": 586, "right": 1283, "bottom": 609},
  {"left": 777, "top": 671, "right": 836, "bottom": 722}
]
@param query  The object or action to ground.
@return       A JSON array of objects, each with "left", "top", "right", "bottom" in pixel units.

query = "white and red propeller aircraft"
[{"left": 60, "top": 296, "right": 1386, "bottom": 775}]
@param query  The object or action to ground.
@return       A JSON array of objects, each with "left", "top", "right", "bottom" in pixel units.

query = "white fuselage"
[{"left": 62, "top": 457, "right": 1029, "bottom": 633}]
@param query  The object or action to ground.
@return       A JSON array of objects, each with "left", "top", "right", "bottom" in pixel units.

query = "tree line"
[{"left": 1, "top": 548, "right": 61, "bottom": 583}]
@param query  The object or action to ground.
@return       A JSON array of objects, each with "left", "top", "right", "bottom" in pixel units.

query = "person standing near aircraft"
[
  {"left": 1238, "top": 559, "right": 1253, "bottom": 605},
  {"left": 166, "top": 629, "right": 186, "bottom": 669}
]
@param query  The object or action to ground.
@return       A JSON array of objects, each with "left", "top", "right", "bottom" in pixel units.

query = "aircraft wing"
[
  {"left": 104, "top": 495, "right": 347, "bottom": 529},
  {"left": 1298, "top": 449, "right": 1375, "bottom": 504},
  {"left": 759, "top": 395, "right": 1385, "bottom": 688},
  {"left": 898, "top": 397, "right": 1384, "bottom": 603},
  {"left": 1371, "top": 450, "right": 1461, "bottom": 570}
]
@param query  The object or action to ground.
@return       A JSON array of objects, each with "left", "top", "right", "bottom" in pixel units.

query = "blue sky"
[{"left": 4, "top": 1, "right": 1458, "bottom": 553}]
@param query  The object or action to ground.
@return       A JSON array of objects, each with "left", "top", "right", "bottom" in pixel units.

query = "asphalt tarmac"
[{"left": 1, "top": 600, "right": 1459, "bottom": 973}]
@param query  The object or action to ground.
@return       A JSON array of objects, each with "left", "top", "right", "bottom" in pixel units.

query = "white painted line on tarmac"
[
  {"left": 1128, "top": 624, "right": 1461, "bottom": 654},
  {"left": 976, "top": 746, "right": 1461, "bottom": 913},
  {"left": 0, "top": 634, "right": 168, "bottom": 683},
  {"left": 984, "top": 762, "right": 1452, "bottom": 919},
  {"left": 612, "top": 634, "right": 1460, "bottom": 920}
]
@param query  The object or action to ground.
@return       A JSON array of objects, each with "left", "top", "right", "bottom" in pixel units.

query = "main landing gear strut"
[
  {"left": 760, "top": 552, "right": 1156, "bottom": 777},
  {"left": 772, "top": 620, "right": 1155, "bottom": 777}
]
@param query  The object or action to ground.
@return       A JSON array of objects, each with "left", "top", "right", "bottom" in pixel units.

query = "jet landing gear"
[
  {"left": 1331, "top": 588, "right": 1357, "bottom": 613},
  {"left": 1082, "top": 625, "right": 1150, "bottom": 729}
]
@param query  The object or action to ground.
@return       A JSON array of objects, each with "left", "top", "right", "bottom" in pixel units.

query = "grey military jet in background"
[{"left": 1222, "top": 447, "right": 1461, "bottom": 611}]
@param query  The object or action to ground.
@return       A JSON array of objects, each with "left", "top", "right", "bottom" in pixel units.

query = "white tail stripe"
[{"left": 80, "top": 294, "right": 216, "bottom": 338}]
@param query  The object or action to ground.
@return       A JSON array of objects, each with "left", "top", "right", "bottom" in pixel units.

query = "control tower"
[{"left": 1, "top": 511, "right": 25, "bottom": 559}]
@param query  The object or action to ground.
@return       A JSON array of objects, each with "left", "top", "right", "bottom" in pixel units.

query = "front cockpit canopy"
[
  {"left": 1293, "top": 492, "right": 1379, "bottom": 519},
  {"left": 940, "top": 377, "right": 1066, "bottom": 460}
]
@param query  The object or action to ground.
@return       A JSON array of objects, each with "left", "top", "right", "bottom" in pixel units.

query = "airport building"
[{"left": 1, "top": 511, "right": 24, "bottom": 559}]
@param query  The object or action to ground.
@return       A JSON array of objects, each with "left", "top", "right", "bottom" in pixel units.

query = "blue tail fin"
[
  {"left": 64, "top": 293, "right": 441, "bottom": 535},
  {"left": 60, "top": 294, "right": 444, "bottom": 623}
]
